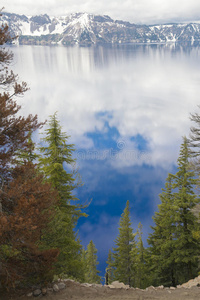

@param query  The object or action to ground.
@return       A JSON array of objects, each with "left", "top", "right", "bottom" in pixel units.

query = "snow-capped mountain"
[{"left": 1, "top": 12, "right": 200, "bottom": 45}]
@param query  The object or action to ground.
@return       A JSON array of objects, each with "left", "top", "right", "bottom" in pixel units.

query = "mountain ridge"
[{"left": 1, "top": 12, "right": 200, "bottom": 46}]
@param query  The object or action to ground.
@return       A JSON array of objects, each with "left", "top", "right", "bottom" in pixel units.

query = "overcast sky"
[{"left": 2, "top": 0, "right": 200, "bottom": 24}]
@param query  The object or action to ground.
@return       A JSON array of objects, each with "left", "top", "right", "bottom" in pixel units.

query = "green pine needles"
[
  {"left": 38, "top": 113, "right": 85, "bottom": 279},
  {"left": 83, "top": 241, "right": 101, "bottom": 284},
  {"left": 39, "top": 112, "right": 76, "bottom": 204},
  {"left": 112, "top": 200, "right": 136, "bottom": 286},
  {"left": 148, "top": 137, "right": 200, "bottom": 286}
]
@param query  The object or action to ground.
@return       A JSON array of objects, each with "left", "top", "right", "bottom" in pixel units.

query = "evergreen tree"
[
  {"left": 41, "top": 207, "right": 84, "bottom": 279},
  {"left": 148, "top": 137, "right": 200, "bottom": 286},
  {"left": 112, "top": 200, "right": 137, "bottom": 286},
  {"left": 106, "top": 249, "right": 114, "bottom": 284},
  {"left": 172, "top": 137, "right": 200, "bottom": 282},
  {"left": 38, "top": 113, "right": 84, "bottom": 278},
  {"left": 0, "top": 18, "right": 48, "bottom": 289},
  {"left": 148, "top": 174, "right": 177, "bottom": 286},
  {"left": 189, "top": 108, "right": 200, "bottom": 167},
  {"left": 80, "top": 247, "right": 87, "bottom": 281},
  {"left": 85, "top": 241, "right": 101, "bottom": 284},
  {"left": 15, "top": 131, "right": 39, "bottom": 164},
  {"left": 188, "top": 107, "right": 200, "bottom": 221},
  {"left": 39, "top": 112, "right": 77, "bottom": 203},
  {"left": 0, "top": 22, "right": 42, "bottom": 213},
  {"left": 134, "top": 223, "right": 149, "bottom": 289},
  {"left": 0, "top": 162, "right": 59, "bottom": 288}
]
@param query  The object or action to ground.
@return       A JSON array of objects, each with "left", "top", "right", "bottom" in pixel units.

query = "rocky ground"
[{"left": 1, "top": 277, "right": 200, "bottom": 300}]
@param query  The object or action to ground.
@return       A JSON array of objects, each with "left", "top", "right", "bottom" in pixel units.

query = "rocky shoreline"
[{"left": 19, "top": 275, "right": 200, "bottom": 298}]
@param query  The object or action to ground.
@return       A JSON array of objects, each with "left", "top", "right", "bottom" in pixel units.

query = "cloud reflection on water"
[
  {"left": 13, "top": 44, "right": 200, "bottom": 167},
  {"left": 11, "top": 43, "right": 200, "bottom": 274}
]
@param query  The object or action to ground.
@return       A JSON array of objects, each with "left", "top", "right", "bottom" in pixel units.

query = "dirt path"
[
  {"left": 2, "top": 281, "right": 200, "bottom": 300},
  {"left": 37, "top": 285, "right": 200, "bottom": 300}
]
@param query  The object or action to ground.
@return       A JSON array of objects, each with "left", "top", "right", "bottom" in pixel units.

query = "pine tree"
[
  {"left": 0, "top": 22, "right": 42, "bottom": 213},
  {"left": 188, "top": 107, "right": 200, "bottom": 222},
  {"left": 39, "top": 112, "right": 77, "bottom": 202},
  {"left": 172, "top": 136, "right": 200, "bottom": 282},
  {"left": 38, "top": 113, "right": 84, "bottom": 278},
  {"left": 148, "top": 174, "right": 177, "bottom": 287},
  {"left": 80, "top": 247, "right": 87, "bottom": 282},
  {"left": 148, "top": 137, "right": 200, "bottom": 286},
  {"left": 189, "top": 108, "right": 200, "bottom": 167},
  {"left": 0, "top": 162, "right": 59, "bottom": 288},
  {"left": 106, "top": 249, "right": 114, "bottom": 284},
  {"left": 134, "top": 223, "right": 148, "bottom": 289},
  {"left": 85, "top": 240, "right": 101, "bottom": 284},
  {"left": 112, "top": 200, "right": 137, "bottom": 286},
  {"left": 15, "top": 131, "right": 39, "bottom": 164},
  {"left": 0, "top": 18, "right": 47, "bottom": 288}
]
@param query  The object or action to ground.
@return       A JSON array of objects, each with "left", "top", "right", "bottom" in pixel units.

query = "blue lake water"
[{"left": 10, "top": 43, "right": 200, "bottom": 277}]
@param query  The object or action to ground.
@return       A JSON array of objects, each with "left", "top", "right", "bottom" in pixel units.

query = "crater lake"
[{"left": 10, "top": 43, "right": 200, "bottom": 277}]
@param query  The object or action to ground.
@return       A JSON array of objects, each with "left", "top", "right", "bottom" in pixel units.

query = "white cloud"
[
  {"left": 12, "top": 44, "right": 200, "bottom": 170},
  {"left": 2, "top": 0, "right": 200, "bottom": 24}
]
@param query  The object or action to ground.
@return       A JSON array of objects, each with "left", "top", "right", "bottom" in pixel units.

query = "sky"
[{"left": 3, "top": 0, "right": 200, "bottom": 25}]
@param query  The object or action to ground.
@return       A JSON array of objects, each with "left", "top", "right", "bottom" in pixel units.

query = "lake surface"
[{"left": 10, "top": 43, "right": 200, "bottom": 276}]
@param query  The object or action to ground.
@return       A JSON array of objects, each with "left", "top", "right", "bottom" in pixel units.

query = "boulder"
[
  {"left": 27, "top": 292, "right": 33, "bottom": 297},
  {"left": 53, "top": 284, "right": 59, "bottom": 292},
  {"left": 41, "top": 288, "right": 47, "bottom": 295},
  {"left": 63, "top": 279, "right": 75, "bottom": 283},
  {"left": 33, "top": 289, "right": 42, "bottom": 297},
  {"left": 108, "top": 281, "right": 129, "bottom": 289},
  {"left": 146, "top": 286, "right": 156, "bottom": 291},
  {"left": 181, "top": 275, "right": 200, "bottom": 289},
  {"left": 81, "top": 283, "right": 93, "bottom": 287},
  {"left": 157, "top": 285, "right": 164, "bottom": 289},
  {"left": 57, "top": 282, "right": 66, "bottom": 290}
]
